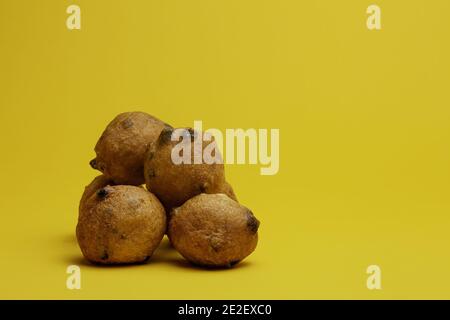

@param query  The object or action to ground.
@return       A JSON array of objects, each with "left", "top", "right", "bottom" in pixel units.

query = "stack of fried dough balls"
[{"left": 76, "top": 111, "right": 260, "bottom": 267}]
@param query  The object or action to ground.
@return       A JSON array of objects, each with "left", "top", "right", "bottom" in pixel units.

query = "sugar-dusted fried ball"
[
  {"left": 90, "top": 112, "right": 169, "bottom": 185},
  {"left": 76, "top": 185, "right": 166, "bottom": 264},
  {"left": 144, "top": 127, "right": 237, "bottom": 211},
  {"left": 168, "top": 193, "right": 259, "bottom": 267}
]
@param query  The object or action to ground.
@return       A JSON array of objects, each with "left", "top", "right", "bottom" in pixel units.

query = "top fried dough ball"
[
  {"left": 144, "top": 127, "right": 237, "bottom": 210},
  {"left": 168, "top": 193, "right": 259, "bottom": 267},
  {"left": 91, "top": 112, "right": 168, "bottom": 185},
  {"left": 76, "top": 185, "right": 166, "bottom": 264}
]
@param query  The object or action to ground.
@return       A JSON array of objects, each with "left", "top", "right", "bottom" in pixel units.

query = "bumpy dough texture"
[
  {"left": 79, "top": 175, "right": 114, "bottom": 218},
  {"left": 76, "top": 185, "right": 166, "bottom": 264},
  {"left": 91, "top": 112, "right": 168, "bottom": 185},
  {"left": 144, "top": 127, "right": 237, "bottom": 210},
  {"left": 168, "top": 193, "right": 259, "bottom": 267}
]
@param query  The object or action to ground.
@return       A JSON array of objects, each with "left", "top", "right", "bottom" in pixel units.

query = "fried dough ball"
[
  {"left": 144, "top": 127, "right": 237, "bottom": 210},
  {"left": 90, "top": 112, "right": 168, "bottom": 185},
  {"left": 76, "top": 185, "right": 166, "bottom": 264},
  {"left": 168, "top": 193, "right": 259, "bottom": 267}
]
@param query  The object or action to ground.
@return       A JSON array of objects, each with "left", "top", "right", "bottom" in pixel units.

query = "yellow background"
[{"left": 0, "top": 0, "right": 449, "bottom": 299}]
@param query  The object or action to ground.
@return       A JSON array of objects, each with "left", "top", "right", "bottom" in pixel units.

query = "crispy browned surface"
[
  {"left": 79, "top": 175, "right": 114, "bottom": 218},
  {"left": 168, "top": 193, "right": 259, "bottom": 267},
  {"left": 91, "top": 112, "right": 167, "bottom": 185},
  {"left": 76, "top": 185, "right": 166, "bottom": 264},
  {"left": 144, "top": 127, "right": 236, "bottom": 210}
]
